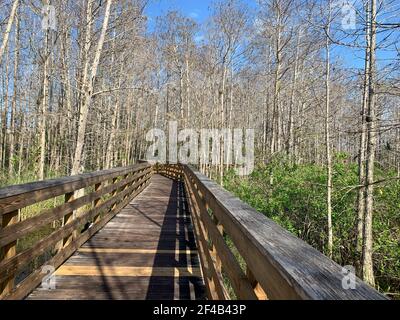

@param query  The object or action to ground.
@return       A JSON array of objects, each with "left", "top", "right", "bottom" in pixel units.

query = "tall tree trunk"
[
  {"left": 185, "top": 54, "right": 190, "bottom": 127},
  {"left": 38, "top": 26, "right": 50, "bottom": 180},
  {"left": 287, "top": 29, "right": 301, "bottom": 161},
  {"left": 71, "top": 0, "right": 113, "bottom": 175},
  {"left": 0, "top": 0, "right": 19, "bottom": 66},
  {"left": 325, "top": 4, "right": 333, "bottom": 259},
  {"left": 1, "top": 48, "right": 10, "bottom": 171},
  {"left": 9, "top": 12, "right": 19, "bottom": 176},
  {"left": 219, "top": 64, "right": 227, "bottom": 186},
  {"left": 17, "top": 113, "right": 24, "bottom": 181},
  {"left": 180, "top": 67, "right": 184, "bottom": 122},
  {"left": 271, "top": 11, "right": 282, "bottom": 156},
  {"left": 362, "top": 0, "right": 377, "bottom": 287},
  {"left": 106, "top": 96, "right": 120, "bottom": 169},
  {"left": 356, "top": 0, "right": 371, "bottom": 270},
  {"left": 60, "top": 27, "right": 73, "bottom": 169},
  {"left": 226, "top": 66, "right": 234, "bottom": 170},
  {"left": 105, "top": 30, "right": 119, "bottom": 169}
]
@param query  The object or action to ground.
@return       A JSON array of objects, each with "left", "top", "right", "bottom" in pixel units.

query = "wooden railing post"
[
  {"left": 63, "top": 192, "right": 75, "bottom": 247},
  {"left": 121, "top": 174, "right": 130, "bottom": 201},
  {"left": 93, "top": 183, "right": 102, "bottom": 223},
  {"left": 246, "top": 266, "right": 268, "bottom": 300},
  {"left": 0, "top": 163, "right": 153, "bottom": 300},
  {"left": 110, "top": 177, "right": 118, "bottom": 211},
  {"left": 0, "top": 209, "right": 18, "bottom": 298},
  {"left": 132, "top": 171, "right": 141, "bottom": 192},
  {"left": 184, "top": 170, "right": 229, "bottom": 300},
  {"left": 212, "top": 214, "right": 223, "bottom": 274}
]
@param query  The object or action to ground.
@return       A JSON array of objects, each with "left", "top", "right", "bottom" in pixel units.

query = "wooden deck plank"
[
  {"left": 54, "top": 266, "right": 202, "bottom": 277},
  {"left": 26, "top": 175, "right": 205, "bottom": 300},
  {"left": 26, "top": 276, "right": 204, "bottom": 300},
  {"left": 63, "top": 254, "right": 200, "bottom": 268},
  {"left": 78, "top": 248, "right": 197, "bottom": 254}
]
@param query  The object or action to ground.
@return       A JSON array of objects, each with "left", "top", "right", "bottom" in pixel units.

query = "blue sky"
[
  {"left": 144, "top": 0, "right": 398, "bottom": 71},
  {"left": 145, "top": 0, "right": 212, "bottom": 26},
  {"left": 144, "top": 0, "right": 216, "bottom": 44}
]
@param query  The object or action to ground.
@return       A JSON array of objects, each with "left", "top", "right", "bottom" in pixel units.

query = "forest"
[{"left": 0, "top": 0, "right": 399, "bottom": 298}]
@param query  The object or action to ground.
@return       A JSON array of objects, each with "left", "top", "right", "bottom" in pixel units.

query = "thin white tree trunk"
[
  {"left": 8, "top": 13, "right": 19, "bottom": 176},
  {"left": 271, "top": 12, "right": 282, "bottom": 156},
  {"left": 38, "top": 27, "right": 49, "bottom": 180},
  {"left": 288, "top": 29, "right": 301, "bottom": 161},
  {"left": 71, "top": 0, "right": 113, "bottom": 175},
  {"left": 362, "top": 0, "right": 377, "bottom": 287},
  {"left": 356, "top": 0, "right": 371, "bottom": 266},
  {"left": 325, "top": 3, "right": 333, "bottom": 258},
  {"left": 219, "top": 64, "right": 227, "bottom": 186},
  {"left": 0, "top": 0, "right": 19, "bottom": 66}
]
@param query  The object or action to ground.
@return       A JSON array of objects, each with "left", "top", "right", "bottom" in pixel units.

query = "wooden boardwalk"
[
  {"left": 26, "top": 175, "right": 205, "bottom": 300},
  {"left": 0, "top": 164, "right": 386, "bottom": 300}
]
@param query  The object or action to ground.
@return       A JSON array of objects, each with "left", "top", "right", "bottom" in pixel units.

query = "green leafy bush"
[{"left": 224, "top": 156, "right": 400, "bottom": 298}]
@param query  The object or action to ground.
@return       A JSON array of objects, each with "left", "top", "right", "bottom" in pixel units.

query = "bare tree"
[
  {"left": 362, "top": 0, "right": 377, "bottom": 287},
  {"left": 71, "top": 0, "right": 113, "bottom": 175},
  {"left": 324, "top": 0, "right": 333, "bottom": 258},
  {"left": 0, "top": 0, "right": 19, "bottom": 66}
]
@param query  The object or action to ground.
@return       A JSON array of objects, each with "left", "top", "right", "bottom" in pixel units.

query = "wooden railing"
[
  {"left": 156, "top": 163, "right": 183, "bottom": 181},
  {"left": 0, "top": 162, "right": 388, "bottom": 300},
  {"left": 0, "top": 163, "right": 152, "bottom": 300},
  {"left": 159, "top": 164, "right": 387, "bottom": 300}
]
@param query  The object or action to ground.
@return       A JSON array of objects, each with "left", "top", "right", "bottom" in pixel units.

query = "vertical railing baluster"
[
  {"left": 121, "top": 174, "right": 130, "bottom": 201},
  {"left": 246, "top": 266, "right": 268, "bottom": 300},
  {"left": 93, "top": 183, "right": 102, "bottom": 224},
  {"left": 0, "top": 209, "right": 19, "bottom": 298},
  {"left": 110, "top": 177, "right": 119, "bottom": 211},
  {"left": 63, "top": 192, "right": 75, "bottom": 247},
  {"left": 211, "top": 213, "right": 223, "bottom": 274}
]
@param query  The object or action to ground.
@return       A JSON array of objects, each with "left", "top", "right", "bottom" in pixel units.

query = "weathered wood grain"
[
  {"left": 184, "top": 165, "right": 387, "bottom": 300},
  {"left": 191, "top": 181, "right": 257, "bottom": 299},
  {"left": 0, "top": 209, "right": 18, "bottom": 298},
  {"left": 0, "top": 163, "right": 150, "bottom": 215},
  {"left": 0, "top": 175, "right": 151, "bottom": 284},
  {"left": 0, "top": 162, "right": 387, "bottom": 301},
  {"left": 0, "top": 175, "right": 123, "bottom": 248},
  {"left": 21, "top": 174, "right": 205, "bottom": 300},
  {"left": 0, "top": 164, "right": 152, "bottom": 299},
  {"left": 183, "top": 173, "right": 228, "bottom": 300},
  {"left": 3, "top": 175, "right": 151, "bottom": 300}
]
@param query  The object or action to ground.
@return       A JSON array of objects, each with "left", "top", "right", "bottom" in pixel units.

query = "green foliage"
[
  {"left": 0, "top": 169, "right": 68, "bottom": 188},
  {"left": 224, "top": 157, "right": 400, "bottom": 297}
]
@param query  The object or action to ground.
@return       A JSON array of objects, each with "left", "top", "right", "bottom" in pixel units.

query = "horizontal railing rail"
[
  {"left": 156, "top": 163, "right": 183, "bottom": 181},
  {"left": 0, "top": 162, "right": 388, "bottom": 300},
  {"left": 158, "top": 164, "right": 387, "bottom": 300},
  {"left": 0, "top": 163, "right": 153, "bottom": 300}
]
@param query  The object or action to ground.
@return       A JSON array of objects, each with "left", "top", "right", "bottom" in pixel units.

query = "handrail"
[
  {"left": 158, "top": 164, "right": 387, "bottom": 300},
  {"left": 0, "top": 163, "right": 388, "bottom": 300},
  {"left": 0, "top": 163, "right": 153, "bottom": 299}
]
